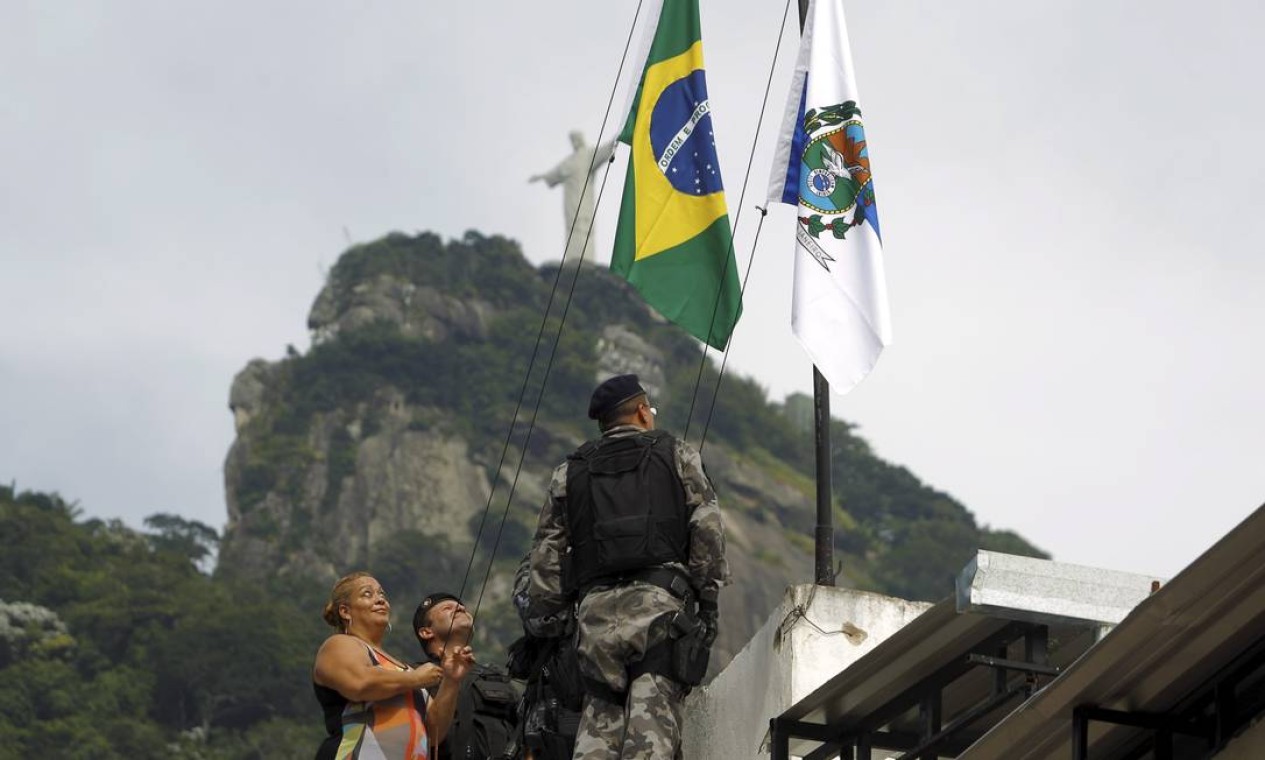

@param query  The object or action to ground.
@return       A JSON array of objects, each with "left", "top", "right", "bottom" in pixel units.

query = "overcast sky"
[{"left": 3, "top": 0, "right": 1262, "bottom": 582}]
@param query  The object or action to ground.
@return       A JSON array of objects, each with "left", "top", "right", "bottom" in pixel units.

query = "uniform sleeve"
[
  {"left": 675, "top": 438, "right": 730, "bottom": 604},
  {"left": 525, "top": 462, "right": 573, "bottom": 636}
]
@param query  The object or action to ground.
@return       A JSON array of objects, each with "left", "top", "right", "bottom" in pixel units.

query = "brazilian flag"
[{"left": 611, "top": 0, "right": 741, "bottom": 350}]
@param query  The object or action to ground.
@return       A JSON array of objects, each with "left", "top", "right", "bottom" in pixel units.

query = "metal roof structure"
[
  {"left": 960, "top": 503, "right": 1265, "bottom": 760},
  {"left": 769, "top": 503, "right": 1265, "bottom": 760}
]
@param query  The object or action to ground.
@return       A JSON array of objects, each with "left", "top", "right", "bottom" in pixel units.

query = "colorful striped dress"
[{"left": 314, "top": 640, "right": 431, "bottom": 760}]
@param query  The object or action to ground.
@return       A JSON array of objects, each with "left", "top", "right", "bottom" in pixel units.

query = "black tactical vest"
[
  {"left": 563, "top": 430, "right": 689, "bottom": 593},
  {"left": 425, "top": 663, "right": 520, "bottom": 760}
]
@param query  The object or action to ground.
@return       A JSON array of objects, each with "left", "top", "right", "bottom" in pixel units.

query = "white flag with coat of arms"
[{"left": 767, "top": 0, "right": 891, "bottom": 394}]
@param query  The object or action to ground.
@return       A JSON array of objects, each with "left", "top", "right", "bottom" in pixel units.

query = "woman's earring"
[{"left": 387, "top": 620, "right": 393, "bottom": 634}]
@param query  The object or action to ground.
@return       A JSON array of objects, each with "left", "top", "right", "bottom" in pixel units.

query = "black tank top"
[
  {"left": 311, "top": 639, "right": 414, "bottom": 758},
  {"left": 313, "top": 647, "right": 387, "bottom": 759}
]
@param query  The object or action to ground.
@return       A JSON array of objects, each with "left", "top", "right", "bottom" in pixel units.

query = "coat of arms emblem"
[{"left": 795, "top": 100, "right": 881, "bottom": 270}]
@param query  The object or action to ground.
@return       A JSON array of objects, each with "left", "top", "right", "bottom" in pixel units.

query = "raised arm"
[
  {"left": 313, "top": 635, "right": 441, "bottom": 703},
  {"left": 425, "top": 644, "right": 476, "bottom": 746},
  {"left": 526, "top": 463, "right": 574, "bottom": 636},
  {"left": 674, "top": 439, "right": 730, "bottom": 605}
]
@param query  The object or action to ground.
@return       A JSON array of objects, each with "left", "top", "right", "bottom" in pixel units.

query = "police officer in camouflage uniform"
[{"left": 525, "top": 374, "right": 728, "bottom": 760}]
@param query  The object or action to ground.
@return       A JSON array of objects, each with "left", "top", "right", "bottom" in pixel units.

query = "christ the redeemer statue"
[{"left": 530, "top": 130, "right": 616, "bottom": 263}]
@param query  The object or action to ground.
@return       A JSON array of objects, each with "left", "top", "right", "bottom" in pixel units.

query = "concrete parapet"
[{"left": 681, "top": 585, "right": 932, "bottom": 760}]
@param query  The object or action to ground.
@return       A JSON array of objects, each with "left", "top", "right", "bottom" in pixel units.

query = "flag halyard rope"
[
  {"left": 445, "top": 0, "right": 650, "bottom": 656},
  {"left": 444, "top": 0, "right": 794, "bottom": 654},
  {"left": 683, "top": 0, "right": 796, "bottom": 448}
]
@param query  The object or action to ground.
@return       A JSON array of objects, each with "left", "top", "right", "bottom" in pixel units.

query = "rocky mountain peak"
[{"left": 218, "top": 229, "right": 1047, "bottom": 662}]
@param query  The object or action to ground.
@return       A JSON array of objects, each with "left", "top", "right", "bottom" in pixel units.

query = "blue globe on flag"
[{"left": 649, "top": 70, "right": 724, "bottom": 196}]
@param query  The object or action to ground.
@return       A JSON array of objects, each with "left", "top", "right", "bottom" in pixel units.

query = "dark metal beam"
[
  {"left": 803, "top": 742, "right": 844, "bottom": 760},
  {"left": 776, "top": 622, "right": 1053, "bottom": 760},
  {"left": 827, "top": 621, "right": 1034, "bottom": 742},
  {"left": 966, "top": 653, "right": 1061, "bottom": 678},
  {"left": 1077, "top": 706, "right": 1183, "bottom": 732},
  {"left": 894, "top": 686, "right": 1025, "bottom": 760},
  {"left": 774, "top": 719, "right": 843, "bottom": 743}
]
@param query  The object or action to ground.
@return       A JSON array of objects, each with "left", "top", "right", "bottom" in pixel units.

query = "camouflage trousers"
[
  {"left": 572, "top": 673, "right": 685, "bottom": 760},
  {"left": 571, "top": 581, "right": 688, "bottom": 759},
  {"left": 574, "top": 580, "right": 682, "bottom": 692}
]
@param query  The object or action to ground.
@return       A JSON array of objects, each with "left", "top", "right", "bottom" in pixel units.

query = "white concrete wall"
[{"left": 681, "top": 584, "right": 932, "bottom": 760}]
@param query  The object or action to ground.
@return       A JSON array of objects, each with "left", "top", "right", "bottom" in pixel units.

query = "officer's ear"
[{"left": 417, "top": 625, "right": 436, "bottom": 643}]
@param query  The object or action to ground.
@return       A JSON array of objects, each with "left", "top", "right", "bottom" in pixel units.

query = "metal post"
[
  {"left": 1026, "top": 625, "right": 1049, "bottom": 696},
  {"left": 919, "top": 693, "right": 942, "bottom": 760},
  {"left": 1072, "top": 708, "right": 1088, "bottom": 760},
  {"left": 1025, "top": 626, "right": 1049, "bottom": 666},
  {"left": 813, "top": 367, "right": 835, "bottom": 585},
  {"left": 771, "top": 719, "right": 789, "bottom": 760},
  {"left": 1154, "top": 728, "right": 1173, "bottom": 760},
  {"left": 993, "top": 644, "right": 1008, "bottom": 696},
  {"left": 1214, "top": 682, "right": 1235, "bottom": 748}
]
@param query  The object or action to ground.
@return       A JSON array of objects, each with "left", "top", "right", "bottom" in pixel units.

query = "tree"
[
  {"left": 871, "top": 520, "right": 982, "bottom": 602},
  {"left": 144, "top": 513, "right": 220, "bottom": 569}
]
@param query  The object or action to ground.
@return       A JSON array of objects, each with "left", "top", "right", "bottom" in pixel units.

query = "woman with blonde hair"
[{"left": 314, "top": 571, "right": 475, "bottom": 759}]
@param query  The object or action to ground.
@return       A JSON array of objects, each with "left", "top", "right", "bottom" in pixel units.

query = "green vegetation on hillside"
[
  {"left": 0, "top": 486, "right": 487, "bottom": 757},
  {"left": 235, "top": 230, "right": 1046, "bottom": 601},
  {"left": 0, "top": 485, "right": 326, "bottom": 757},
  {"left": 2, "top": 230, "right": 1052, "bottom": 755}
]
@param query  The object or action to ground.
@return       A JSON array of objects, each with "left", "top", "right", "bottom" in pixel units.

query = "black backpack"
[
  {"left": 507, "top": 634, "right": 583, "bottom": 760},
  {"left": 506, "top": 634, "right": 584, "bottom": 712},
  {"left": 563, "top": 430, "right": 689, "bottom": 594},
  {"left": 430, "top": 663, "right": 521, "bottom": 760}
]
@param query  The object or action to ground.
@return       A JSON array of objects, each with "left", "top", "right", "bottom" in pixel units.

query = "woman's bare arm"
[{"left": 313, "top": 635, "right": 441, "bottom": 703}]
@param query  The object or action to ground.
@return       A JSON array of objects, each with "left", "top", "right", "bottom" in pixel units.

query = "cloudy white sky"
[{"left": 3, "top": 1, "right": 1262, "bottom": 582}]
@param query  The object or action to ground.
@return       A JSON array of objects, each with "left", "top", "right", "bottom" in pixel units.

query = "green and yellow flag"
[{"left": 611, "top": 0, "right": 741, "bottom": 350}]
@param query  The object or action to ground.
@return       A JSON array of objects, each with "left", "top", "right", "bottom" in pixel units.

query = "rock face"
[
  {"left": 222, "top": 386, "right": 497, "bottom": 582},
  {"left": 595, "top": 324, "right": 667, "bottom": 398},
  {"left": 218, "top": 230, "right": 1047, "bottom": 663},
  {"left": 308, "top": 275, "right": 495, "bottom": 346},
  {"left": 228, "top": 360, "right": 276, "bottom": 433},
  {"left": 217, "top": 233, "right": 811, "bottom": 660}
]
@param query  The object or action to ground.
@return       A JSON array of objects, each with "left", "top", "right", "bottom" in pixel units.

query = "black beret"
[
  {"left": 588, "top": 374, "right": 646, "bottom": 420},
  {"left": 413, "top": 592, "right": 460, "bottom": 630}
]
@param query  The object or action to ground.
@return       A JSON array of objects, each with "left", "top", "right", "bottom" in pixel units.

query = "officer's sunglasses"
[{"left": 640, "top": 402, "right": 658, "bottom": 417}]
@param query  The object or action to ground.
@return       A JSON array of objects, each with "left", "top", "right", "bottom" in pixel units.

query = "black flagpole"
[
  {"left": 814, "top": 367, "right": 834, "bottom": 586},
  {"left": 797, "top": 0, "right": 835, "bottom": 587}
]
